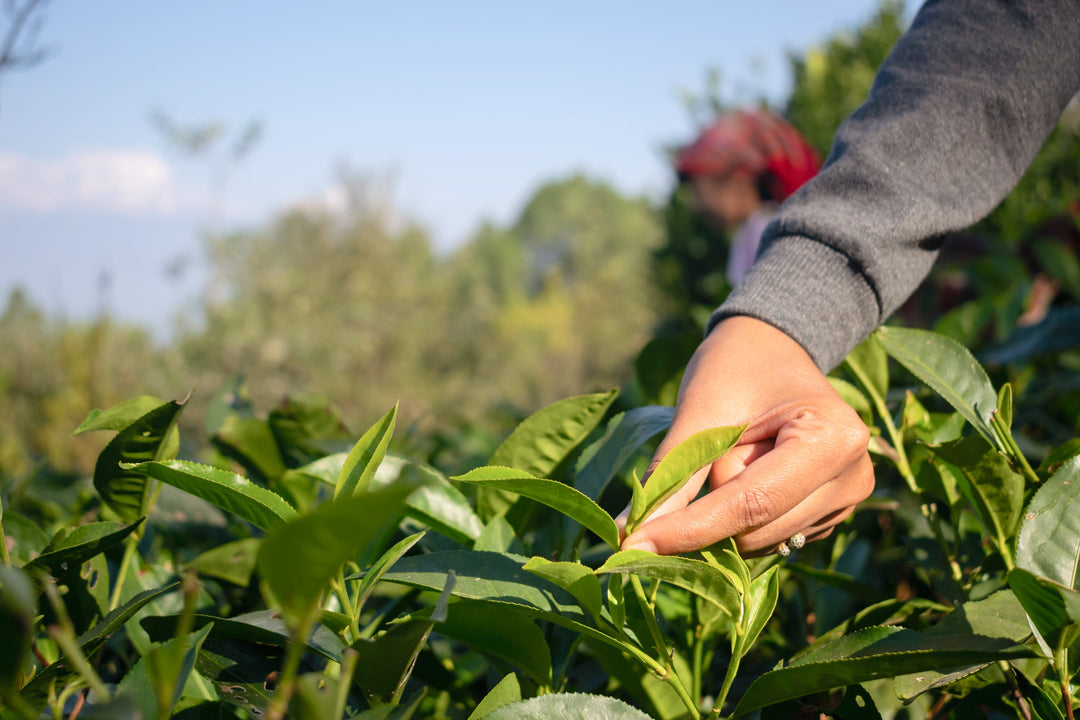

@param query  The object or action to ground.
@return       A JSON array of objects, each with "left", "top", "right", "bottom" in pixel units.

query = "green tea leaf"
[
  {"left": 931, "top": 436, "right": 1024, "bottom": 557},
  {"left": 24, "top": 519, "right": 143, "bottom": 576},
  {"left": 374, "top": 550, "right": 586, "bottom": 622},
  {"left": 1008, "top": 568, "right": 1075, "bottom": 644},
  {"left": 574, "top": 405, "right": 674, "bottom": 502},
  {"left": 184, "top": 538, "right": 261, "bottom": 587},
  {"left": 0, "top": 565, "right": 35, "bottom": 693},
  {"left": 733, "top": 626, "right": 1035, "bottom": 717},
  {"left": 455, "top": 466, "right": 620, "bottom": 549},
  {"left": 489, "top": 390, "right": 618, "bottom": 477},
  {"left": 141, "top": 610, "right": 344, "bottom": 662},
  {"left": 607, "top": 574, "right": 626, "bottom": 629},
  {"left": 118, "top": 622, "right": 214, "bottom": 720},
  {"left": 94, "top": 400, "right": 185, "bottom": 522},
  {"left": 483, "top": 693, "right": 652, "bottom": 720},
  {"left": 736, "top": 565, "right": 779, "bottom": 657},
  {"left": 468, "top": 673, "right": 522, "bottom": 720},
  {"left": 73, "top": 395, "right": 167, "bottom": 435},
  {"left": 212, "top": 415, "right": 287, "bottom": 484},
  {"left": 625, "top": 425, "right": 745, "bottom": 535},
  {"left": 405, "top": 475, "right": 484, "bottom": 545},
  {"left": 474, "top": 516, "right": 521, "bottom": 554},
  {"left": 434, "top": 599, "right": 552, "bottom": 687},
  {"left": 894, "top": 589, "right": 1033, "bottom": 702},
  {"left": 291, "top": 452, "right": 348, "bottom": 486},
  {"left": 876, "top": 326, "right": 1002, "bottom": 451},
  {"left": 20, "top": 582, "right": 180, "bottom": 711},
  {"left": 258, "top": 484, "right": 417, "bottom": 628},
  {"left": 1015, "top": 454, "right": 1080, "bottom": 590},
  {"left": 1013, "top": 665, "right": 1067, "bottom": 720},
  {"left": 130, "top": 460, "right": 298, "bottom": 532},
  {"left": 355, "top": 530, "right": 427, "bottom": 611},
  {"left": 596, "top": 549, "right": 738, "bottom": 619},
  {"left": 997, "top": 383, "right": 1013, "bottom": 432},
  {"left": 336, "top": 403, "right": 397, "bottom": 498},
  {"left": 523, "top": 557, "right": 604, "bottom": 623},
  {"left": 828, "top": 377, "right": 873, "bottom": 426}
]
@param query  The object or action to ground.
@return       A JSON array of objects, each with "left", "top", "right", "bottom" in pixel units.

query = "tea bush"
[{"left": 2, "top": 323, "right": 1079, "bottom": 720}]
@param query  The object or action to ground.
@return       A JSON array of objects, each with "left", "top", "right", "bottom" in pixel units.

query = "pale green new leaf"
[
  {"left": 455, "top": 466, "right": 619, "bottom": 549},
  {"left": 73, "top": 395, "right": 167, "bottom": 435},
  {"left": 523, "top": 557, "right": 604, "bottom": 623},
  {"left": 596, "top": 549, "right": 739, "bottom": 619},
  {"left": 468, "top": 673, "right": 522, "bottom": 720},
  {"left": 625, "top": 425, "right": 745, "bottom": 535},
  {"left": 336, "top": 404, "right": 397, "bottom": 498},
  {"left": 129, "top": 460, "right": 297, "bottom": 532}
]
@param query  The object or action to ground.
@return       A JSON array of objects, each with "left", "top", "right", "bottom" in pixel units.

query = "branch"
[{"left": 0, "top": 0, "right": 51, "bottom": 75}]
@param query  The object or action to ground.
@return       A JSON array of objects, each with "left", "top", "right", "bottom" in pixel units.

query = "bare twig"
[{"left": 0, "top": 0, "right": 51, "bottom": 75}]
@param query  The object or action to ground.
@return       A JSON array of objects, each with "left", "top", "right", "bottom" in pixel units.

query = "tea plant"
[{"left": 1, "top": 324, "right": 1078, "bottom": 719}]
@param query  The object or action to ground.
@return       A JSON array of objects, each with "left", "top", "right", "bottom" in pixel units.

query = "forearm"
[{"left": 712, "top": 0, "right": 1080, "bottom": 371}]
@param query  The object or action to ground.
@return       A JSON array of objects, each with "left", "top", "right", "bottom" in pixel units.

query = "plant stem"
[
  {"left": 267, "top": 617, "right": 313, "bottom": 720},
  {"left": 332, "top": 572, "right": 361, "bottom": 642},
  {"left": 711, "top": 647, "right": 742, "bottom": 718},
  {"left": 334, "top": 649, "right": 359, "bottom": 720},
  {"left": 921, "top": 503, "right": 965, "bottom": 588},
  {"left": 48, "top": 626, "right": 109, "bottom": 702},
  {"left": 630, "top": 575, "right": 670, "bottom": 664},
  {"left": 108, "top": 534, "right": 139, "bottom": 611},
  {"left": 0, "top": 497, "right": 12, "bottom": 567},
  {"left": 0, "top": 689, "right": 38, "bottom": 720},
  {"left": 1057, "top": 644, "right": 1075, "bottom": 720},
  {"left": 991, "top": 412, "right": 1041, "bottom": 486},
  {"left": 847, "top": 361, "right": 918, "bottom": 493},
  {"left": 630, "top": 575, "right": 700, "bottom": 718}
]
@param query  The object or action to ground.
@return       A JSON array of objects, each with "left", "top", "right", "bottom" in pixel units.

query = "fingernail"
[{"left": 623, "top": 539, "right": 657, "bottom": 554}]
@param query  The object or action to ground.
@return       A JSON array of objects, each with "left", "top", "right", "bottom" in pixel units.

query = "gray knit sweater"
[{"left": 711, "top": 0, "right": 1080, "bottom": 371}]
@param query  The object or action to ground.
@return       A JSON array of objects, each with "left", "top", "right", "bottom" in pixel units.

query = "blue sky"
[{"left": 0, "top": 1, "right": 901, "bottom": 334}]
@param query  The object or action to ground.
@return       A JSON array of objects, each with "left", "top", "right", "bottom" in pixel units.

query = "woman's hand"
[{"left": 620, "top": 316, "right": 875, "bottom": 556}]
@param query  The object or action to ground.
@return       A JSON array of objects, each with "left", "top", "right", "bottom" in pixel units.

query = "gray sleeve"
[{"left": 709, "top": 0, "right": 1080, "bottom": 371}]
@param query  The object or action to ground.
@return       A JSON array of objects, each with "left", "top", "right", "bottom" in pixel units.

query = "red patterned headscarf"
[{"left": 675, "top": 109, "right": 821, "bottom": 201}]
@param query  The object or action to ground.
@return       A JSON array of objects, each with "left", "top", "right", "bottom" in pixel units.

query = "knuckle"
[{"left": 736, "top": 485, "right": 776, "bottom": 529}]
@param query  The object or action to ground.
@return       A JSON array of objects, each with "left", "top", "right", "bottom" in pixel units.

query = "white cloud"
[{"left": 0, "top": 149, "right": 197, "bottom": 215}]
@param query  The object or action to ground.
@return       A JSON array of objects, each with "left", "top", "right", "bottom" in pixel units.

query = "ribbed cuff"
[{"left": 707, "top": 236, "right": 881, "bottom": 372}]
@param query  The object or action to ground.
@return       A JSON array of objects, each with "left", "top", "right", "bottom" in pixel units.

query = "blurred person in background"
[{"left": 674, "top": 109, "right": 820, "bottom": 288}]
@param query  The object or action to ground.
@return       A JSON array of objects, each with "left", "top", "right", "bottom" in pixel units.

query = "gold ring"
[
  {"left": 789, "top": 533, "right": 806, "bottom": 549},
  {"left": 777, "top": 542, "right": 791, "bottom": 557}
]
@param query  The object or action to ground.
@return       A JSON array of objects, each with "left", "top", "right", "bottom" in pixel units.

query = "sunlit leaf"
[
  {"left": 130, "top": 459, "right": 297, "bottom": 532},
  {"left": 483, "top": 692, "right": 652, "bottom": 720},
  {"left": 94, "top": 400, "right": 185, "bottom": 522},
  {"left": 118, "top": 622, "right": 214, "bottom": 720},
  {"left": 843, "top": 334, "right": 889, "bottom": 401},
  {"left": 336, "top": 403, "right": 397, "bottom": 498},
  {"left": 355, "top": 530, "right": 427, "bottom": 610},
  {"left": 876, "top": 326, "right": 1002, "bottom": 450},
  {"left": 373, "top": 550, "right": 586, "bottom": 622},
  {"left": 523, "top": 557, "right": 604, "bottom": 623},
  {"left": 24, "top": 519, "right": 143, "bottom": 577},
  {"left": 455, "top": 466, "right": 619, "bottom": 549},
  {"left": 736, "top": 565, "right": 779, "bottom": 657},
  {"left": 489, "top": 390, "right": 618, "bottom": 477},
  {"left": 624, "top": 425, "right": 745, "bottom": 535},
  {"left": 467, "top": 673, "right": 522, "bottom": 720},
  {"left": 1015, "top": 454, "right": 1080, "bottom": 589},
  {"left": 596, "top": 549, "right": 738, "bottom": 619},
  {"left": 212, "top": 415, "right": 287, "bottom": 484},
  {"left": 73, "top": 395, "right": 167, "bottom": 435}
]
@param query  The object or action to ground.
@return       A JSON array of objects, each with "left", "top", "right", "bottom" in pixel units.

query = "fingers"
[{"left": 623, "top": 399, "right": 873, "bottom": 556}]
